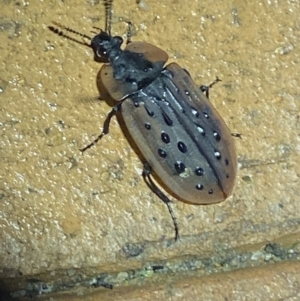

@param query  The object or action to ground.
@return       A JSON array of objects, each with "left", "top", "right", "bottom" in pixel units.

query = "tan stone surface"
[{"left": 0, "top": 0, "right": 300, "bottom": 298}]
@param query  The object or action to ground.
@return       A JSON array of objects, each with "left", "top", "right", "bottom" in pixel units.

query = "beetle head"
[{"left": 91, "top": 31, "right": 123, "bottom": 63}]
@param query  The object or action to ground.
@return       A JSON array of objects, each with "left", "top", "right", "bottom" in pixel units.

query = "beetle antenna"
[
  {"left": 51, "top": 21, "right": 92, "bottom": 40},
  {"left": 48, "top": 22, "right": 92, "bottom": 47},
  {"left": 104, "top": 0, "right": 113, "bottom": 35}
]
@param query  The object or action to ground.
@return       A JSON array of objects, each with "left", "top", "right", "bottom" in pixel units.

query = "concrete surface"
[
  {"left": 0, "top": 0, "right": 299, "bottom": 300},
  {"left": 30, "top": 261, "right": 300, "bottom": 301}
]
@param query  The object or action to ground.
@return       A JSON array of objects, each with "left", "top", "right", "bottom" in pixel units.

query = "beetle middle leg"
[
  {"left": 80, "top": 103, "right": 122, "bottom": 152},
  {"left": 142, "top": 162, "right": 180, "bottom": 242},
  {"left": 199, "top": 78, "right": 241, "bottom": 139},
  {"left": 200, "top": 76, "right": 222, "bottom": 100},
  {"left": 182, "top": 70, "right": 221, "bottom": 99}
]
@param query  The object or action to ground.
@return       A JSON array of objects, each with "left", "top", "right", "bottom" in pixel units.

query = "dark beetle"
[{"left": 49, "top": 2, "right": 237, "bottom": 241}]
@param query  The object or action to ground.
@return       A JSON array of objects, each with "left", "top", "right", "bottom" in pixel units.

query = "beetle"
[{"left": 48, "top": 0, "right": 237, "bottom": 241}]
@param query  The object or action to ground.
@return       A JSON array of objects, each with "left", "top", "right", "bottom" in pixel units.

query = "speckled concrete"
[{"left": 0, "top": 0, "right": 299, "bottom": 299}]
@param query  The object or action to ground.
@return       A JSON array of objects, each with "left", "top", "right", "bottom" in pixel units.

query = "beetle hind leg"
[{"left": 142, "top": 162, "right": 180, "bottom": 242}]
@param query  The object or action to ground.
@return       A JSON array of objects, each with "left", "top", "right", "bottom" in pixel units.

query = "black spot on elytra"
[
  {"left": 213, "top": 131, "right": 221, "bottom": 142},
  {"left": 161, "top": 132, "right": 170, "bottom": 144},
  {"left": 195, "top": 167, "right": 204, "bottom": 176},
  {"left": 158, "top": 149, "right": 167, "bottom": 158},
  {"left": 196, "top": 184, "right": 204, "bottom": 190},
  {"left": 174, "top": 161, "right": 186, "bottom": 174},
  {"left": 161, "top": 110, "right": 173, "bottom": 126},
  {"left": 178, "top": 141, "right": 187, "bottom": 153},
  {"left": 144, "top": 104, "right": 154, "bottom": 117}
]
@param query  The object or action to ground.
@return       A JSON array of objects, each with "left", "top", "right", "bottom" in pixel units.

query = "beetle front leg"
[{"left": 80, "top": 103, "right": 122, "bottom": 152}]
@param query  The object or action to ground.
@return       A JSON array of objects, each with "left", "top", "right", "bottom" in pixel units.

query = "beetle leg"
[
  {"left": 80, "top": 103, "right": 122, "bottom": 152},
  {"left": 117, "top": 17, "right": 133, "bottom": 45},
  {"left": 231, "top": 133, "right": 242, "bottom": 139},
  {"left": 142, "top": 162, "right": 180, "bottom": 241},
  {"left": 124, "top": 20, "right": 133, "bottom": 45},
  {"left": 200, "top": 76, "right": 222, "bottom": 99},
  {"left": 199, "top": 78, "right": 241, "bottom": 139}
]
